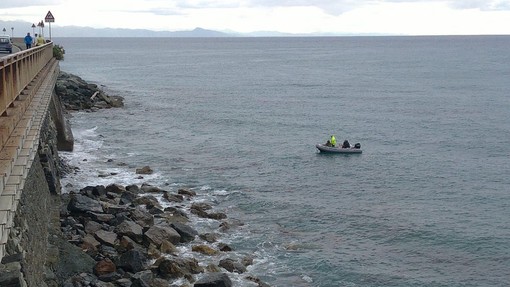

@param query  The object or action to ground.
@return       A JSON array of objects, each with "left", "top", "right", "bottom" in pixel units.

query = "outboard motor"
[{"left": 354, "top": 143, "right": 361, "bottom": 149}]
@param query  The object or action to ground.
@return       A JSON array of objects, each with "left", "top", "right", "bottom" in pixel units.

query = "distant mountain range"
[
  {"left": 1, "top": 19, "right": 333, "bottom": 38},
  {"left": 1, "top": 19, "right": 363, "bottom": 38}
]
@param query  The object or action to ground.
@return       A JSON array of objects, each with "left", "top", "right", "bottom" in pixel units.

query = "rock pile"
[
  {"left": 58, "top": 182, "right": 270, "bottom": 286},
  {"left": 55, "top": 72, "right": 270, "bottom": 286},
  {"left": 55, "top": 72, "right": 124, "bottom": 111}
]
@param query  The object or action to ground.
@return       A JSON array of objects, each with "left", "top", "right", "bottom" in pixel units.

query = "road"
[{"left": 0, "top": 37, "right": 23, "bottom": 58}]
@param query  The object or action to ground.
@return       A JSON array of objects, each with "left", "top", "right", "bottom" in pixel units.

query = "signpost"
[{"left": 44, "top": 11, "right": 55, "bottom": 40}]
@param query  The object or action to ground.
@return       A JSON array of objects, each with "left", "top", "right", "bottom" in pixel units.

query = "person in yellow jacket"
[
  {"left": 35, "top": 34, "right": 45, "bottom": 46},
  {"left": 326, "top": 135, "right": 337, "bottom": 147},
  {"left": 330, "top": 135, "right": 336, "bottom": 147}
]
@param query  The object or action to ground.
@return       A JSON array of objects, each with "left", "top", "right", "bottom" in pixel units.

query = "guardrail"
[
  {"left": 0, "top": 43, "right": 58, "bottom": 260},
  {"left": 1, "top": 43, "right": 54, "bottom": 117}
]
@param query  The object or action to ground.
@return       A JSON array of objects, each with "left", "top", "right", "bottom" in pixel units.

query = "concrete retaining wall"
[{"left": 0, "top": 77, "right": 71, "bottom": 287}]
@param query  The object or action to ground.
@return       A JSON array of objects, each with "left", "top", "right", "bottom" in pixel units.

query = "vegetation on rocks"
[{"left": 53, "top": 44, "right": 65, "bottom": 60}]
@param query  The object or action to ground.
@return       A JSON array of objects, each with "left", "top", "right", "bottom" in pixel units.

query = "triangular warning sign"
[{"left": 45, "top": 11, "right": 55, "bottom": 22}]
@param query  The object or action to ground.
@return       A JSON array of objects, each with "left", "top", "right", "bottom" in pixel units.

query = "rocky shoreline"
[{"left": 55, "top": 72, "right": 270, "bottom": 287}]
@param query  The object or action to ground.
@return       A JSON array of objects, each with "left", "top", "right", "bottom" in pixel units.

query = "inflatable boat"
[{"left": 316, "top": 143, "right": 362, "bottom": 154}]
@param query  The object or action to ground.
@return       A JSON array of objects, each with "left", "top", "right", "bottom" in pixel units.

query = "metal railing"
[{"left": 1, "top": 43, "right": 54, "bottom": 117}]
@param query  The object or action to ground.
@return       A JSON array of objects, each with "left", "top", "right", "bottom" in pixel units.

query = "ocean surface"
[{"left": 55, "top": 36, "right": 510, "bottom": 287}]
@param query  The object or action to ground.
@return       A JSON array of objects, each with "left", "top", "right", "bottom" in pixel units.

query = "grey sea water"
[{"left": 56, "top": 36, "right": 510, "bottom": 286}]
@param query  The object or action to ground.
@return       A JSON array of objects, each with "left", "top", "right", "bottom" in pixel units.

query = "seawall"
[{"left": 0, "top": 88, "right": 69, "bottom": 286}]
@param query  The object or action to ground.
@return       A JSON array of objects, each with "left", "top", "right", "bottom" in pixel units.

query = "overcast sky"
[{"left": 1, "top": 0, "right": 509, "bottom": 35}]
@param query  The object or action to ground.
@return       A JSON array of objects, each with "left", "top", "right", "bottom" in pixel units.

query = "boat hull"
[{"left": 316, "top": 144, "right": 362, "bottom": 154}]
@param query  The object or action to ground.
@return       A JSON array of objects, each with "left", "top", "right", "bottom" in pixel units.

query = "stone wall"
[{"left": 0, "top": 91, "right": 69, "bottom": 287}]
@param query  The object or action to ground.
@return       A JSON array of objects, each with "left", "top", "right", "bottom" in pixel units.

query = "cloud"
[
  {"left": 174, "top": 0, "right": 241, "bottom": 9},
  {"left": 246, "top": 0, "right": 360, "bottom": 14},
  {"left": 449, "top": 0, "right": 510, "bottom": 11},
  {"left": 147, "top": 7, "right": 184, "bottom": 16},
  {"left": 0, "top": 0, "right": 63, "bottom": 9},
  {"left": 381, "top": 0, "right": 510, "bottom": 11}
]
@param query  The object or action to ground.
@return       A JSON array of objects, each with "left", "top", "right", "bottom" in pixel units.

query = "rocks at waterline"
[
  {"left": 56, "top": 72, "right": 124, "bottom": 111},
  {"left": 55, "top": 73, "right": 271, "bottom": 286},
  {"left": 58, "top": 182, "right": 270, "bottom": 286}
]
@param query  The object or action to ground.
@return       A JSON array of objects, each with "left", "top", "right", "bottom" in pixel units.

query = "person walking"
[
  {"left": 24, "top": 33, "right": 33, "bottom": 49},
  {"left": 36, "top": 34, "right": 46, "bottom": 46}
]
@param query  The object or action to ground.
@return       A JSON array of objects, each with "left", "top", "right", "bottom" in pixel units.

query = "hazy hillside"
[{"left": 1, "top": 20, "right": 303, "bottom": 37}]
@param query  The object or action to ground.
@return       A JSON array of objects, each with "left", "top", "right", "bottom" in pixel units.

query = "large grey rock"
[
  {"left": 130, "top": 207, "right": 154, "bottom": 228},
  {"left": 218, "top": 258, "right": 247, "bottom": 274},
  {"left": 132, "top": 195, "right": 161, "bottom": 209},
  {"left": 194, "top": 272, "right": 232, "bottom": 287},
  {"left": 115, "top": 220, "right": 143, "bottom": 243},
  {"left": 170, "top": 222, "right": 198, "bottom": 243},
  {"left": 144, "top": 225, "right": 181, "bottom": 246},
  {"left": 0, "top": 261, "right": 24, "bottom": 287},
  {"left": 115, "top": 249, "right": 147, "bottom": 273},
  {"left": 67, "top": 194, "right": 104, "bottom": 213},
  {"left": 157, "top": 257, "right": 203, "bottom": 279},
  {"left": 56, "top": 72, "right": 124, "bottom": 111},
  {"left": 51, "top": 236, "right": 96, "bottom": 283},
  {"left": 94, "top": 230, "right": 118, "bottom": 246}
]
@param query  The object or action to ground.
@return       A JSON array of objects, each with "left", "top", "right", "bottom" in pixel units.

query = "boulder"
[
  {"left": 82, "top": 234, "right": 101, "bottom": 249},
  {"left": 87, "top": 212, "right": 115, "bottom": 222},
  {"left": 191, "top": 202, "right": 212, "bottom": 211},
  {"left": 160, "top": 239, "right": 177, "bottom": 254},
  {"left": 94, "top": 258, "right": 116, "bottom": 276},
  {"left": 192, "top": 245, "right": 219, "bottom": 256},
  {"left": 136, "top": 166, "right": 153, "bottom": 175},
  {"left": 80, "top": 185, "right": 107, "bottom": 198},
  {"left": 84, "top": 220, "right": 104, "bottom": 234},
  {"left": 94, "top": 230, "right": 118, "bottom": 246},
  {"left": 147, "top": 243, "right": 161, "bottom": 259},
  {"left": 119, "top": 191, "right": 137, "bottom": 205},
  {"left": 105, "top": 183, "right": 126, "bottom": 194},
  {"left": 194, "top": 272, "right": 232, "bottom": 287},
  {"left": 170, "top": 222, "right": 198, "bottom": 243},
  {"left": 0, "top": 261, "right": 23, "bottom": 287},
  {"left": 115, "top": 220, "right": 143, "bottom": 243},
  {"left": 156, "top": 257, "right": 203, "bottom": 279},
  {"left": 178, "top": 188, "right": 196, "bottom": 196},
  {"left": 132, "top": 195, "right": 161, "bottom": 209},
  {"left": 246, "top": 276, "right": 271, "bottom": 287},
  {"left": 144, "top": 225, "right": 181, "bottom": 246},
  {"left": 67, "top": 194, "right": 104, "bottom": 214},
  {"left": 117, "top": 236, "right": 141, "bottom": 253},
  {"left": 218, "top": 243, "right": 233, "bottom": 252},
  {"left": 163, "top": 192, "right": 184, "bottom": 203},
  {"left": 126, "top": 184, "right": 141, "bottom": 193},
  {"left": 130, "top": 208, "right": 154, "bottom": 228},
  {"left": 50, "top": 236, "right": 96, "bottom": 282},
  {"left": 140, "top": 183, "right": 165, "bottom": 193},
  {"left": 218, "top": 258, "right": 247, "bottom": 274},
  {"left": 130, "top": 270, "right": 154, "bottom": 287},
  {"left": 116, "top": 249, "right": 147, "bottom": 273},
  {"left": 56, "top": 72, "right": 124, "bottom": 111}
]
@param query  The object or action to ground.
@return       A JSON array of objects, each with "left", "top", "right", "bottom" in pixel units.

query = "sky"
[{"left": 1, "top": 0, "right": 509, "bottom": 35}]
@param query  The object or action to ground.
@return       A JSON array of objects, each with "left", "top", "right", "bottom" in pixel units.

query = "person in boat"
[
  {"left": 342, "top": 140, "right": 350, "bottom": 148},
  {"left": 330, "top": 135, "right": 336, "bottom": 147}
]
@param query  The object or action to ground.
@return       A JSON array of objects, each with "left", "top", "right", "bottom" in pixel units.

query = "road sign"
[{"left": 45, "top": 11, "right": 55, "bottom": 23}]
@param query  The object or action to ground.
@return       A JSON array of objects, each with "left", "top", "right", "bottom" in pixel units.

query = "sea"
[{"left": 54, "top": 36, "right": 510, "bottom": 287}]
